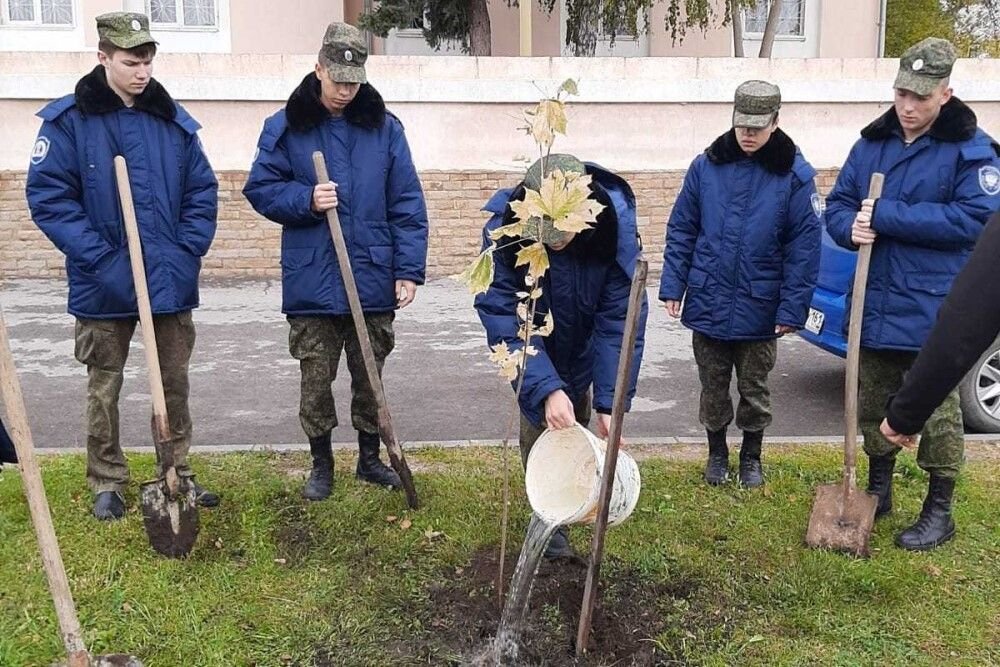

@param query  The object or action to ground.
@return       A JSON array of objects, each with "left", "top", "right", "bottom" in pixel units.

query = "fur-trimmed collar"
[
  {"left": 75, "top": 65, "right": 176, "bottom": 121},
  {"left": 861, "top": 97, "right": 977, "bottom": 143},
  {"left": 286, "top": 72, "right": 386, "bottom": 132},
  {"left": 706, "top": 127, "right": 796, "bottom": 174}
]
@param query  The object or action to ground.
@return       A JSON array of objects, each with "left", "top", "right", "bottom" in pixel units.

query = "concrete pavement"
[{"left": 1, "top": 278, "right": 848, "bottom": 450}]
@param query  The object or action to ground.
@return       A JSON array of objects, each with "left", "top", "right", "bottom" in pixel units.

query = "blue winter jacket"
[
  {"left": 243, "top": 75, "right": 428, "bottom": 316},
  {"left": 826, "top": 99, "right": 1000, "bottom": 351},
  {"left": 474, "top": 165, "right": 648, "bottom": 427},
  {"left": 25, "top": 67, "right": 217, "bottom": 319},
  {"left": 659, "top": 129, "right": 822, "bottom": 340}
]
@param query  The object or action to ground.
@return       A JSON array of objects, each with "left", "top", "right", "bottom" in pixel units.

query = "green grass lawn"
[{"left": 1, "top": 446, "right": 999, "bottom": 666}]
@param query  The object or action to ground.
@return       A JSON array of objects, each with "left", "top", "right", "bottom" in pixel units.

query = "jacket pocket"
[
  {"left": 904, "top": 272, "right": 950, "bottom": 297},
  {"left": 369, "top": 245, "right": 393, "bottom": 267},
  {"left": 749, "top": 279, "right": 781, "bottom": 300},
  {"left": 281, "top": 248, "right": 316, "bottom": 271},
  {"left": 687, "top": 267, "right": 709, "bottom": 289}
]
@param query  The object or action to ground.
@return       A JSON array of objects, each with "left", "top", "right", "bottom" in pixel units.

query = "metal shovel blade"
[
  {"left": 139, "top": 468, "right": 199, "bottom": 558},
  {"left": 805, "top": 483, "right": 878, "bottom": 558}
]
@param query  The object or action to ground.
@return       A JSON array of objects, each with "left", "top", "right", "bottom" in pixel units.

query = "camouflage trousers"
[
  {"left": 519, "top": 391, "right": 591, "bottom": 469},
  {"left": 288, "top": 313, "right": 395, "bottom": 438},
  {"left": 74, "top": 312, "right": 196, "bottom": 494},
  {"left": 692, "top": 332, "right": 777, "bottom": 433},
  {"left": 860, "top": 348, "right": 964, "bottom": 479}
]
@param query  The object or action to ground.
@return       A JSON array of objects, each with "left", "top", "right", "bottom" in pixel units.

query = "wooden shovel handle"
[
  {"left": 0, "top": 305, "right": 89, "bottom": 662},
  {"left": 114, "top": 157, "right": 173, "bottom": 473},
  {"left": 576, "top": 259, "right": 648, "bottom": 655},
  {"left": 844, "top": 173, "right": 884, "bottom": 489},
  {"left": 311, "top": 151, "right": 419, "bottom": 509}
]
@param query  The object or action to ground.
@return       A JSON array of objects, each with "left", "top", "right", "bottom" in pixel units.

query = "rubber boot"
[
  {"left": 93, "top": 490, "right": 126, "bottom": 521},
  {"left": 543, "top": 526, "right": 577, "bottom": 560},
  {"left": 356, "top": 431, "right": 402, "bottom": 490},
  {"left": 895, "top": 474, "right": 957, "bottom": 551},
  {"left": 704, "top": 428, "right": 729, "bottom": 486},
  {"left": 302, "top": 432, "right": 334, "bottom": 501},
  {"left": 739, "top": 430, "right": 764, "bottom": 488},
  {"left": 866, "top": 452, "right": 896, "bottom": 518}
]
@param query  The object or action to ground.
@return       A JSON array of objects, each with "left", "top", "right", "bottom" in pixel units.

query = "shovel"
[
  {"left": 311, "top": 151, "right": 419, "bottom": 509},
  {"left": 114, "top": 156, "right": 199, "bottom": 558},
  {"left": 576, "top": 258, "right": 648, "bottom": 656},
  {"left": 805, "top": 173, "right": 884, "bottom": 557},
  {"left": 0, "top": 303, "right": 143, "bottom": 667}
]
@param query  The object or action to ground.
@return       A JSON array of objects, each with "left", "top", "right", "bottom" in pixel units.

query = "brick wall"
[{"left": 0, "top": 168, "right": 841, "bottom": 280}]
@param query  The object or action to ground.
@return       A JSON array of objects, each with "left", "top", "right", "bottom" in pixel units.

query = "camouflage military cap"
[
  {"left": 96, "top": 12, "right": 157, "bottom": 50},
  {"left": 319, "top": 22, "right": 368, "bottom": 84},
  {"left": 524, "top": 154, "right": 586, "bottom": 190},
  {"left": 733, "top": 80, "right": 781, "bottom": 129},
  {"left": 895, "top": 37, "right": 957, "bottom": 95}
]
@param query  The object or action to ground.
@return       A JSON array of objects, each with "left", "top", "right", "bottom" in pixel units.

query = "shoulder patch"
[
  {"left": 29, "top": 136, "right": 51, "bottom": 165},
  {"left": 810, "top": 192, "right": 826, "bottom": 218},
  {"left": 979, "top": 165, "right": 1000, "bottom": 196}
]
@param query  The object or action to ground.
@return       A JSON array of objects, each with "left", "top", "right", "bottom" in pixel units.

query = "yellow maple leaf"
[
  {"left": 488, "top": 341, "right": 522, "bottom": 381},
  {"left": 515, "top": 242, "right": 550, "bottom": 280},
  {"left": 488, "top": 221, "right": 526, "bottom": 241},
  {"left": 525, "top": 99, "right": 567, "bottom": 148},
  {"left": 535, "top": 312, "right": 555, "bottom": 337},
  {"left": 508, "top": 170, "right": 604, "bottom": 239},
  {"left": 454, "top": 246, "right": 495, "bottom": 296}
]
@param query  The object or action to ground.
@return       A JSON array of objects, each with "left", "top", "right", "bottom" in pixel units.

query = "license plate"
[{"left": 805, "top": 308, "right": 825, "bottom": 335}]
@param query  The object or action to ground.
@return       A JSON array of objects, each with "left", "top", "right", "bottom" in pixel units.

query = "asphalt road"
[{"left": 0, "top": 278, "right": 847, "bottom": 449}]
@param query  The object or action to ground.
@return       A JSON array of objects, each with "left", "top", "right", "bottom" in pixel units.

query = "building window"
[
  {"left": 2, "top": 0, "right": 74, "bottom": 25},
  {"left": 744, "top": 0, "right": 804, "bottom": 36},
  {"left": 148, "top": 0, "right": 217, "bottom": 29}
]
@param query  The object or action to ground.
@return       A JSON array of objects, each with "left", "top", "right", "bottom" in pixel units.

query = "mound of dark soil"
[{"left": 399, "top": 546, "right": 692, "bottom": 666}]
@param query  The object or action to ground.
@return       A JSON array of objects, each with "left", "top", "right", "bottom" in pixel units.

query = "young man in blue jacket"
[
  {"left": 827, "top": 38, "right": 1000, "bottom": 551},
  {"left": 475, "top": 155, "right": 647, "bottom": 560},
  {"left": 660, "top": 81, "right": 821, "bottom": 489},
  {"left": 25, "top": 13, "right": 219, "bottom": 520},
  {"left": 243, "top": 23, "right": 428, "bottom": 501}
]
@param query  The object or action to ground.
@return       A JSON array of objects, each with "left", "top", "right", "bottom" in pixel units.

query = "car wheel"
[{"left": 959, "top": 337, "right": 1000, "bottom": 433}]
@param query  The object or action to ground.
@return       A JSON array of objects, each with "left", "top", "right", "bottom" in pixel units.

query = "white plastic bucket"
[{"left": 524, "top": 423, "right": 641, "bottom": 527}]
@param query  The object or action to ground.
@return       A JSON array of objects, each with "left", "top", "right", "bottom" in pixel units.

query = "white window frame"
[
  {"left": 147, "top": 0, "right": 219, "bottom": 33},
  {"left": 743, "top": 0, "right": 806, "bottom": 41},
  {"left": 0, "top": 0, "right": 75, "bottom": 29}
]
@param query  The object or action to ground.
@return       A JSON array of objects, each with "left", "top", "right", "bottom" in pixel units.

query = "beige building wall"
[
  {"left": 4, "top": 52, "right": 996, "bottom": 280},
  {"left": 230, "top": 0, "right": 341, "bottom": 54},
  {"left": 817, "top": 0, "right": 882, "bottom": 58},
  {"left": 1, "top": 0, "right": 882, "bottom": 58}
]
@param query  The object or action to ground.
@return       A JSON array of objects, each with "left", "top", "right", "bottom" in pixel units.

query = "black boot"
[
  {"left": 356, "top": 431, "right": 402, "bottom": 490},
  {"left": 895, "top": 474, "right": 957, "bottom": 551},
  {"left": 93, "top": 491, "right": 126, "bottom": 521},
  {"left": 544, "top": 526, "right": 578, "bottom": 561},
  {"left": 739, "top": 430, "right": 764, "bottom": 488},
  {"left": 191, "top": 481, "right": 221, "bottom": 508},
  {"left": 302, "top": 433, "right": 334, "bottom": 501},
  {"left": 866, "top": 452, "right": 896, "bottom": 518},
  {"left": 704, "top": 428, "right": 729, "bottom": 486}
]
